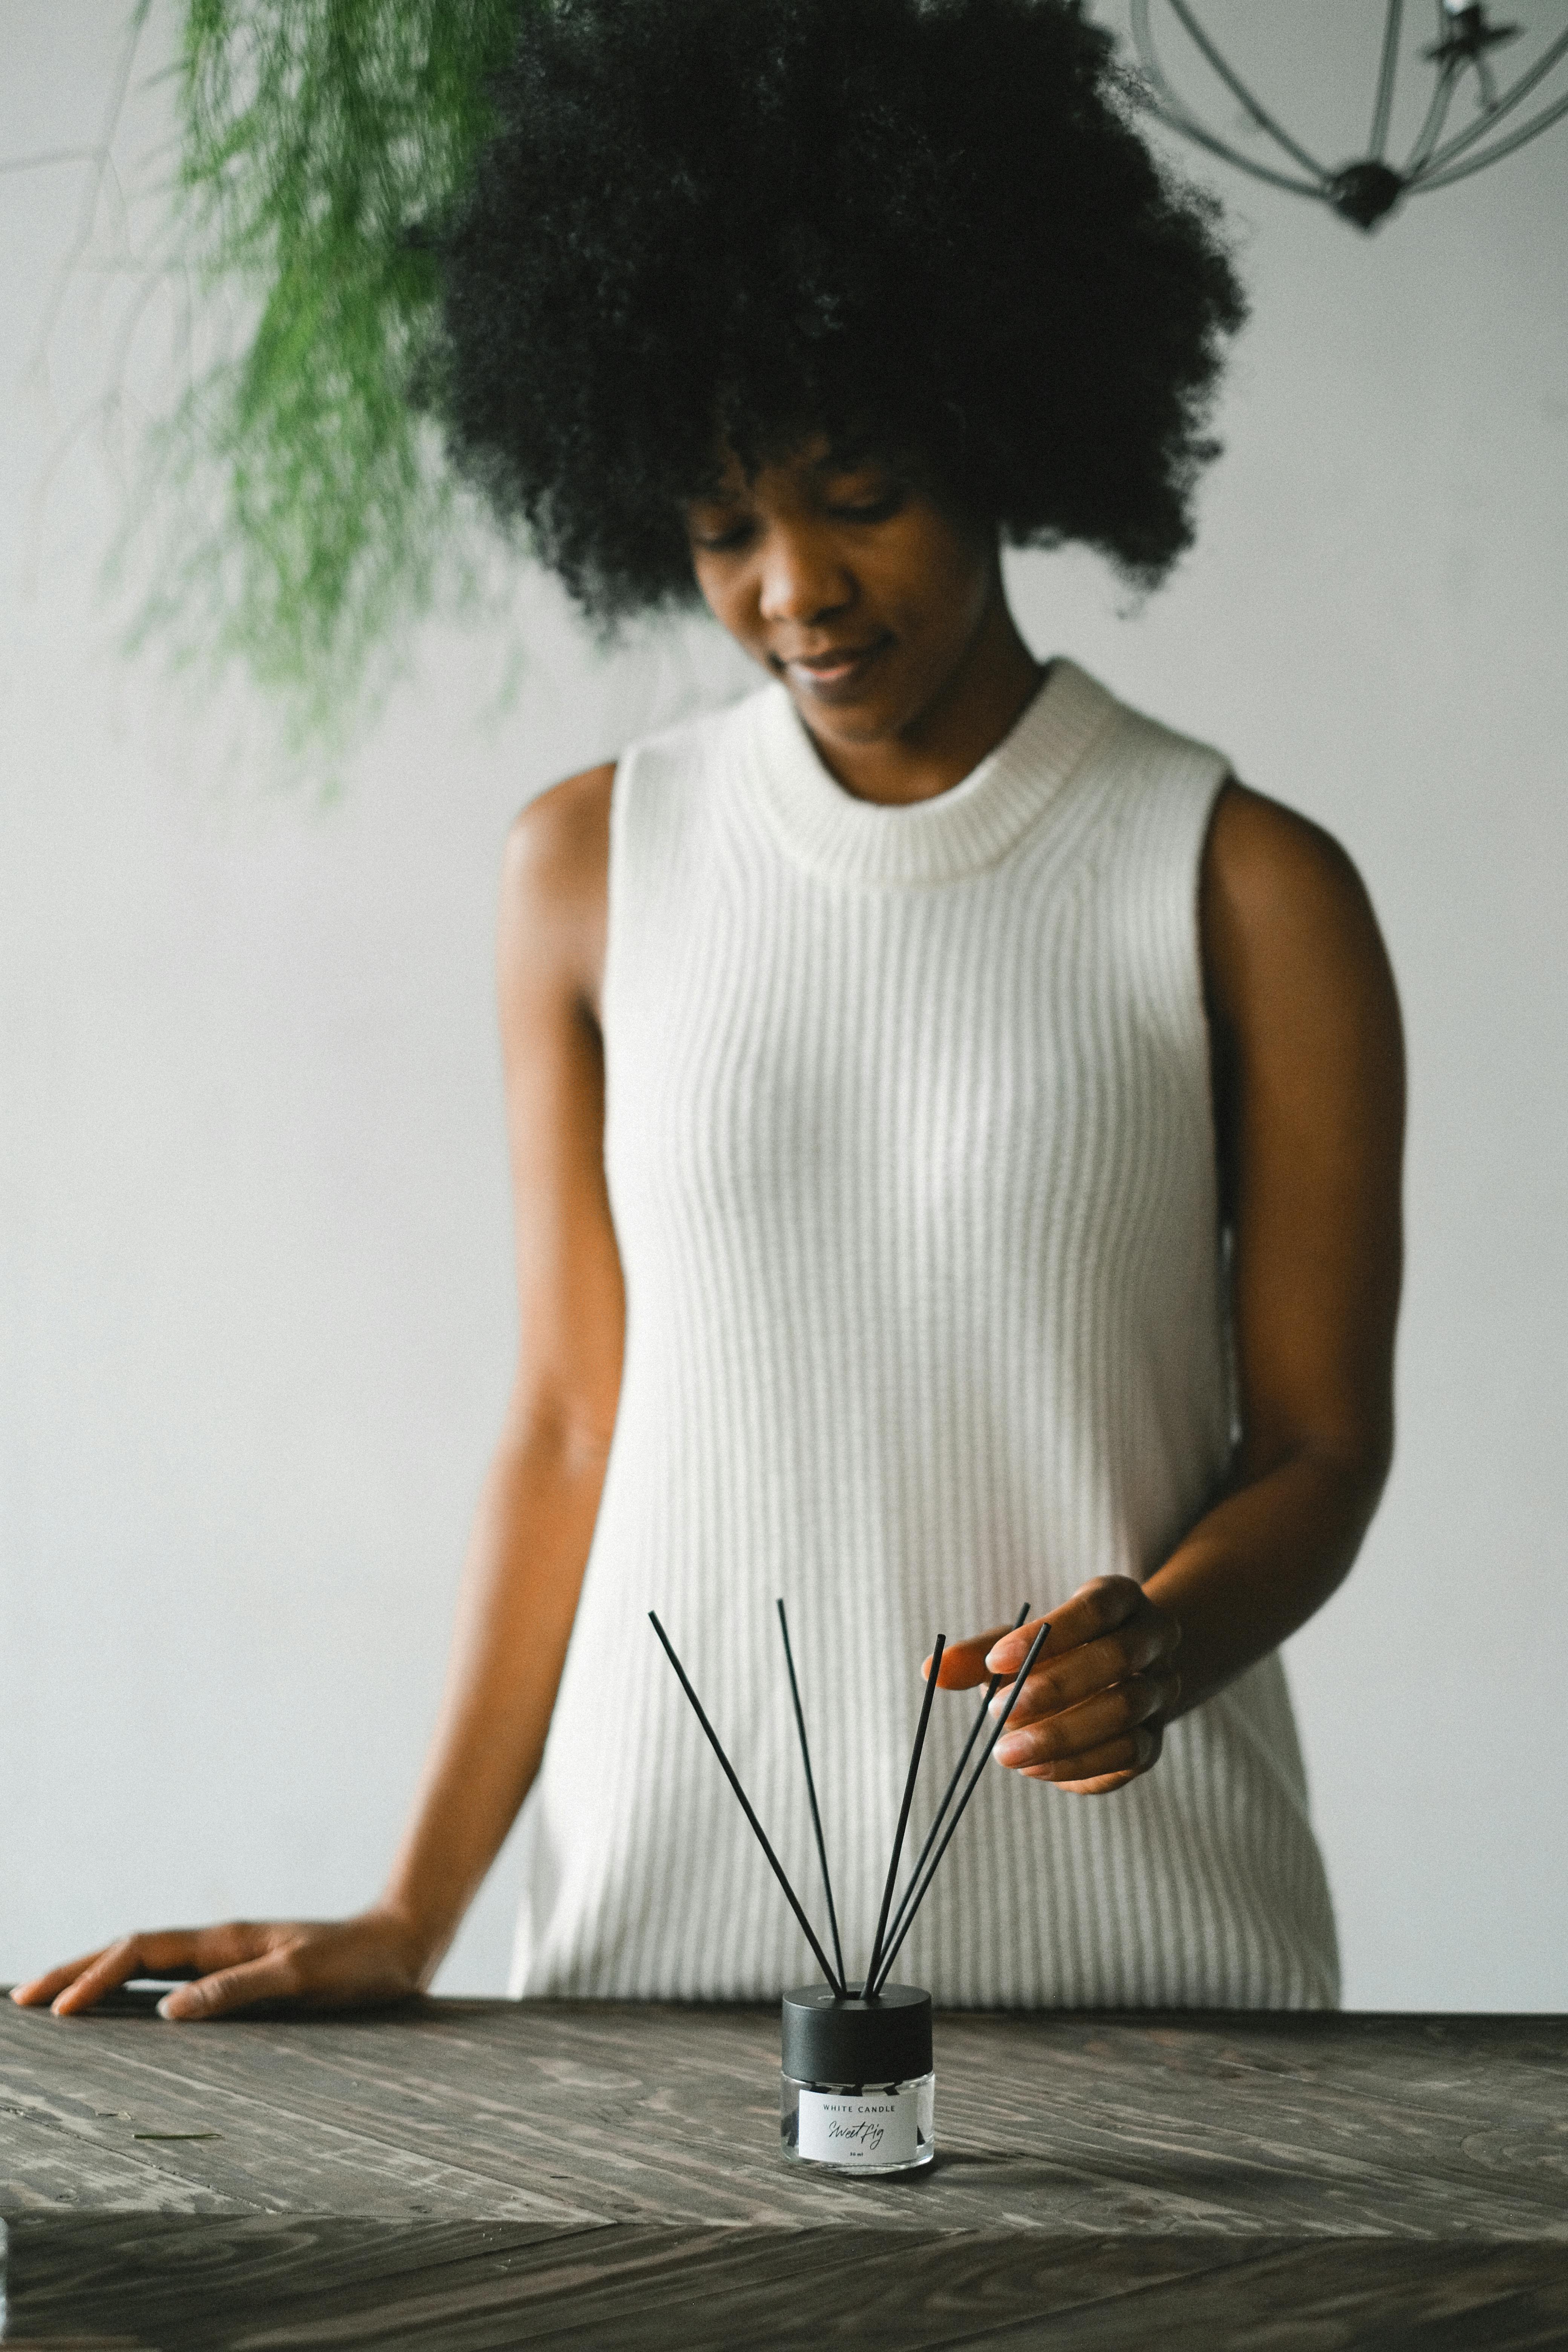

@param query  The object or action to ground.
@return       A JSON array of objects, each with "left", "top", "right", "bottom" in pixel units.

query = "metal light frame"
[{"left": 1129, "top": 0, "right": 1568, "bottom": 227}]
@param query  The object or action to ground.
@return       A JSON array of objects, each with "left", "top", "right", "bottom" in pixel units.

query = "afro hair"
[{"left": 429, "top": 0, "right": 1246, "bottom": 620}]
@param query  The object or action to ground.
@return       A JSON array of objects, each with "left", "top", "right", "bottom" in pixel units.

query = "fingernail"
[
  {"left": 994, "top": 1735, "right": 1026, "bottom": 1766},
  {"left": 156, "top": 1995, "right": 178, "bottom": 2021}
]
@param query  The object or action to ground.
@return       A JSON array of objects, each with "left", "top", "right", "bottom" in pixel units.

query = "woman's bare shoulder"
[
  {"left": 1200, "top": 777, "right": 1403, "bottom": 1119},
  {"left": 1202, "top": 779, "right": 1395, "bottom": 1006},
  {"left": 501, "top": 762, "right": 616, "bottom": 1019}
]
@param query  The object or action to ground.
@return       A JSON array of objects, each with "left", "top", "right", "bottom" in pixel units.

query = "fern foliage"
[{"left": 139, "top": 0, "right": 526, "bottom": 743}]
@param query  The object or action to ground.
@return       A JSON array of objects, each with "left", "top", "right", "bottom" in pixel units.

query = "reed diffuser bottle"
[
  {"left": 651, "top": 1600, "right": 1049, "bottom": 2175},
  {"left": 780, "top": 1983, "right": 934, "bottom": 2173}
]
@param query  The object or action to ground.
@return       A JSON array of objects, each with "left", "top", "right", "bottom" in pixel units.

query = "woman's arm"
[
  {"left": 14, "top": 764, "right": 623, "bottom": 2017},
  {"left": 935, "top": 780, "right": 1405, "bottom": 1791},
  {"left": 373, "top": 761, "right": 623, "bottom": 1974}
]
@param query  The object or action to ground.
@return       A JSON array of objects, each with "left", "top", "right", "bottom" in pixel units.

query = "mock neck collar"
[{"left": 746, "top": 658, "right": 1119, "bottom": 887}]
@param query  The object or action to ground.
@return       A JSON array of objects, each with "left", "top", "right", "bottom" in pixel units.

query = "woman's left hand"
[{"left": 931, "top": 1577, "right": 1182, "bottom": 1795}]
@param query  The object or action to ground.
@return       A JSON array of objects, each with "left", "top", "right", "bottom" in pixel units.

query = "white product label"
[{"left": 798, "top": 2085, "right": 919, "bottom": 2167}]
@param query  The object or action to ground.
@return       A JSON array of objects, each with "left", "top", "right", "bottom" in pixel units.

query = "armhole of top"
[
  {"left": 1189, "top": 756, "right": 1241, "bottom": 1454},
  {"left": 599, "top": 739, "right": 640, "bottom": 1046},
  {"left": 1193, "top": 760, "right": 1236, "bottom": 1056},
  {"left": 1119, "top": 716, "right": 1232, "bottom": 1080},
  {"left": 1183, "top": 748, "right": 1234, "bottom": 1158}
]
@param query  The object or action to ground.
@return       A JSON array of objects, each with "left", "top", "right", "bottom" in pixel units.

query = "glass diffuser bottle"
[
  {"left": 649, "top": 1601, "right": 1049, "bottom": 2173},
  {"left": 780, "top": 1982, "right": 934, "bottom": 2173}
]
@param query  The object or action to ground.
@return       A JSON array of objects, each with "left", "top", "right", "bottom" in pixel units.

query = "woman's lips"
[{"left": 780, "top": 637, "right": 891, "bottom": 701}]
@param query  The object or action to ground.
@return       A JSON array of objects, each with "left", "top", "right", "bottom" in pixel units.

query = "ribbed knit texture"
[{"left": 510, "top": 660, "right": 1340, "bottom": 2009}]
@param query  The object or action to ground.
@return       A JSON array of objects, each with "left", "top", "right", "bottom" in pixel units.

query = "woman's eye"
[
  {"left": 689, "top": 516, "right": 754, "bottom": 553},
  {"left": 830, "top": 486, "right": 906, "bottom": 524}
]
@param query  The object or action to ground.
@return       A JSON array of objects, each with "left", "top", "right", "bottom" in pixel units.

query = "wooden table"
[{"left": 2, "top": 1992, "right": 1564, "bottom": 2348}]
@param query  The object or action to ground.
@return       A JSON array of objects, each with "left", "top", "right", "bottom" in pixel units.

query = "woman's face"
[{"left": 684, "top": 438, "right": 1004, "bottom": 759}]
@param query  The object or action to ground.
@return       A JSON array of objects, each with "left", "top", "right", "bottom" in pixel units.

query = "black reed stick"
[
  {"left": 776, "top": 1598, "right": 847, "bottom": 1996},
  {"left": 862, "top": 1632, "right": 946, "bottom": 1997},
  {"left": 868, "top": 1617, "right": 1050, "bottom": 1997},
  {"left": 880, "top": 1602, "right": 1030, "bottom": 1962},
  {"left": 649, "top": 1611, "right": 844, "bottom": 1995}
]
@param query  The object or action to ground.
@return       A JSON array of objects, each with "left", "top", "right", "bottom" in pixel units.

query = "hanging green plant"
[{"left": 124, "top": 0, "right": 527, "bottom": 749}]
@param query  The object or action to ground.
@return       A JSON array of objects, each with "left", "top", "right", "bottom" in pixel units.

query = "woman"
[{"left": 17, "top": 0, "right": 1401, "bottom": 2020}]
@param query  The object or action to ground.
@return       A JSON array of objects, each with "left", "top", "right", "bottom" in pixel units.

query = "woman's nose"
[{"left": 756, "top": 526, "right": 854, "bottom": 626}]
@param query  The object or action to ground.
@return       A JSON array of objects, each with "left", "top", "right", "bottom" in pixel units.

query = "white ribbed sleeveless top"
[{"left": 510, "top": 658, "right": 1339, "bottom": 2009}]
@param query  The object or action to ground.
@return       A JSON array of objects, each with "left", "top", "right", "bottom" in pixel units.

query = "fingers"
[
  {"left": 995, "top": 1669, "right": 1177, "bottom": 1769},
  {"left": 157, "top": 1950, "right": 304, "bottom": 2022},
  {"left": 29, "top": 1931, "right": 204, "bottom": 2018},
  {"left": 985, "top": 1577, "right": 1161, "bottom": 1678},
  {"left": 1026, "top": 1726, "right": 1158, "bottom": 1784},
  {"left": 17, "top": 1925, "right": 270, "bottom": 2018},
  {"left": 926, "top": 1582, "right": 1179, "bottom": 1795},
  {"left": 1041, "top": 1718, "right": 1162, "bottom": 1794},
  {"left": 11, "top": 1949, "right": 122, "bottom": 2009},
  {"left": 1001, "top": 1684, "right": 1170, "bottom": 1769},
  {"left": 1048, "top": 1760, "right": 1151, "bottom": 1796},
  {"left": 986, "top": 1582, "right": 1178, "bottom": 1731},
  {"left": 997, "top": 1628, "right": 1178, "bottom": 1733},
  {"left": 13, "top": 1916, "right": 424, "bottom": 2026},
  {"left": 925, "top": 1622, "right": 1029, "bottom": 1690},
  {"left": 161, "top": 1916, "right": 426, "bottom": 2018}
]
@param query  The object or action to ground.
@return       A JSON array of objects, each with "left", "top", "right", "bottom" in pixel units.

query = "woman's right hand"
[{"left": 8, "top": 1906, "right": 436, "bottom": 2021}]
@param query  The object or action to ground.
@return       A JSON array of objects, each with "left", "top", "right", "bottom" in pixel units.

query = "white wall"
[{"left": 3, "top": 2, "right": 1565, "bottom": 2008}]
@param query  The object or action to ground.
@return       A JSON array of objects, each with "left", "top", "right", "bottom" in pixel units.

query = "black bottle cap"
[{"left": 780, "top": 1982, "right": 933, "bottom": 2084}]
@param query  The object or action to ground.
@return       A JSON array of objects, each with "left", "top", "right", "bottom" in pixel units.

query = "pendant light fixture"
[{"left": 1128, "top": 1, "right": 1568, "bottom": 228}]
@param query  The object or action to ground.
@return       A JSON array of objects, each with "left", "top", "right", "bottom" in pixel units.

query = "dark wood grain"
[
  {"left": 3, "top": 1997, "right": 1565, "bottom": 2348},
  {"left": 6, "top": 1998, "right": 1564, "bottom": 2233},
  {"left": 6, "top": 2222, "right": 1567, "bottom": 2352}
]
